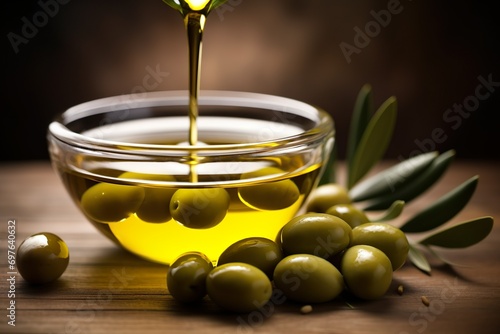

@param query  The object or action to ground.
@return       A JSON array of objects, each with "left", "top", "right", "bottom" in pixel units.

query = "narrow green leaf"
[
  {"left": 346, "top": 84, "right": 373, "bottom": 179},
  {"left": 208, "top": 0, "right": 230, "bottom": 11},
  {"left": 363, "top": 150, "right": 455, "bottom": 211},
  {"left": 318, "top": 138, "right": 337, "bottom": 186},
  {"left": 419, "top": 216, "right": 494, "bottom": 248},
  {"left": 401, "top": 175, "right": 479, "bottom": 233},
  {"left": 348, "top": 96, "right": 398, "bottom": 189},
  {"left": 162, "top": 0, "right": 182, "bottom": 11},
  {"left": 371, "top": 200, "right": 405, "bottom": 222},
  {"left": 424, "top": 245, "right": 471, "bottom": 268},
  {"left": 350, "top": 151, "right": 438, "bottom": 202},
  {"left": 408, "top": 243, "right": 431, "bottom": 274}
]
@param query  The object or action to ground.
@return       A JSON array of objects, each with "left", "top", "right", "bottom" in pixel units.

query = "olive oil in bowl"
[
  {"left": 47, "top": 0, "right": 335, "bottom": 265},
  {"left": 60, "top": 154, "right": 320, "bottom": 264},
  {"left": 51, "top": 103, "right": 329, "bottom": 264}
]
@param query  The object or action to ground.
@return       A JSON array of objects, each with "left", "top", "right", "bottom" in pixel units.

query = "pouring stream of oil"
[{"left": 162, "top": 0, "right": 228, "bottom": 182}]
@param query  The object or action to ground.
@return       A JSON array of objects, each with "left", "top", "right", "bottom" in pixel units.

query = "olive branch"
[{"left": 319, "top": 84, "right": 494, "bottom": 274}]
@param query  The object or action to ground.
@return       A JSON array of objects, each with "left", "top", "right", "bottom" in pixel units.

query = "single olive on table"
[
  {"left": 17, "top": 232, "right": 70, "bottom": 284},
  {"left": 217, "top": 237, "right": 283, "bottom": 279},
  {"left": 273, "top": 254, "right": 344, "bottom": 303},
  {"left": 206, "top": 263, "right": 273, "bottom": 313},
  {"left": 350, "top": 223, "right": 410, "bottom": 270},
  {"left": 305, "top": 183, "right": 351, "bottom": 213},
  {"left": 279, "top": 213, "right": 352, "bottom": 259},
  {"left": 326, "top": 203, "right": 370, "bottom": 228},
  {"left": 167, "top": 252, "right": 214, "bottom": 303},
  {"left": 341, "top": 245, "right": 393, "bottom": 300}
]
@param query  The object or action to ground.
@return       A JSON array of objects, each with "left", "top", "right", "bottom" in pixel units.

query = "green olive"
[
  {"left": 170, "top": 188, "right": 230, "bottom": 229},
  {"left": 81, "top": 182, "right": 145, "bottom": 223},
  {"left": 340, "top": 245, "right": 393, "bottom": 300},
  {"left": 326, "top": 204, "right": 369, "bottom": 228},
  {"left": 238, "top": 167, "right": 300, "bottom": 210},
  {"left": 206, "top": 263, "right": 272, "bottom": 313},
  {"left": 167, "top": 252, "right": 214, "bottom": 303},
  {"left": 273, "top": 254, "right": 344, "bottom": 303},
  {"left": 306, "top": 183, "right": 351, "bottom": 213},
  {"left": 350, "top": 223, "right": 410, "bottom": 270},
  {"left": 280, "top": 213, "right": 352, "bottom": 259},
  {"left": 120, "top": 172, "right": 176, "bottom": 223},
  {"left": 217, "top": 237, "right": 283, "bottom": 278},
  {"left": 17, "top": 232, "right": 69, "bottom": 284}
]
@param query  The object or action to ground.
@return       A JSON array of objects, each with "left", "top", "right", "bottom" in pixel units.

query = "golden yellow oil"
[{"left": 59, "top": 159, "right": 321, "bottom": 265}]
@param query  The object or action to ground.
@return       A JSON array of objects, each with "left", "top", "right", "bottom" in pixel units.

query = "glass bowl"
[{"left": 47, "top": 90, "right": 334, "bottom": 264}]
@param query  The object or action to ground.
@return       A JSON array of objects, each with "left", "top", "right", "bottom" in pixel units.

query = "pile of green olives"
[
  {"left": 17, "top": 232, "right": 70, "bottom": 284},
  {"left": 167, "top": 238, "right": 278, "bottom": 312},
  {"left": 166, "top": 193, "right": 410, "bottom": 311},
  {"left": 276, "top": 213, "right": 408, "bottom": 301}
]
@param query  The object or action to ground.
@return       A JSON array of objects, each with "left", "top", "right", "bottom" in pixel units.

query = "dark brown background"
[{"left": 2, "top": 0, "right": 499, "bottom": 161}]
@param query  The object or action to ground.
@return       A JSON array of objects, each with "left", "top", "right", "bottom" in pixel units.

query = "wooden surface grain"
[{"left": 0, "top": 161, "right": 499, "bottom": 334}]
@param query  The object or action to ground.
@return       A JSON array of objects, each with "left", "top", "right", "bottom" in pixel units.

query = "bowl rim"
[{"left": 48, "top": 90, "right": 334, "bottom": 155}]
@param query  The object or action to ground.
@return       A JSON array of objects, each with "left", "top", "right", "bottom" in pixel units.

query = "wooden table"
[{"left": 1, "top": 161, "right": 499, "bottom": 334}]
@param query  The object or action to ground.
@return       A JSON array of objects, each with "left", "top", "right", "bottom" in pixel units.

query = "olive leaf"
[
  {"left": 419, "top": 216, "right": 494, "bottom": 248},
  {"left": 332, "top": 84, "right": 495, "bottom": 276},
  {"left": 349, "top": 151, "right": 438, "bottom": 202},
  {"left": 400, "top": 175, "right": 479, "bottom": 233},
  {"left": 346, "top": 84, "right": 373, "bottom": 178},
  {"left": 162, "top": 0, "right": 182, "bottom": 10},
  {"left": 347, "top": 96, "right": 398, "bottom": 189},
  {"left": 408, "top": 243, "right": 431, "bottom": 274},
  {"left": 424, "top": 246, "right": 471, "bottom": 268},
  {"left": 370, "top": 200, "right": 405, "bottom": 222},
  {"left": 362, "top": 150, "right": 455, "bottom": 211},
  {"left": 207, "top": 0, "right": 229, "bottom": 11}
]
